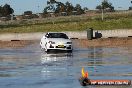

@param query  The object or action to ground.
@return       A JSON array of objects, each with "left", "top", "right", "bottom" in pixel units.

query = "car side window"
[{"left": 47, "top": 33, "right": 52, "bottom": 38}]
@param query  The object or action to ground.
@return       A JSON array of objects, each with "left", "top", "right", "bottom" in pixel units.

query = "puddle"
[{"left": 0, "top": 42, "right": 132, "bottom": 88}]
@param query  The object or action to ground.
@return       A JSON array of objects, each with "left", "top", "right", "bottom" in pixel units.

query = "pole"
[
  {"left": 101, "top": 7, "right": 104, "bottom": 21},
  {"left": 101, "top": 0, "right": 104, "bottom": 21}
]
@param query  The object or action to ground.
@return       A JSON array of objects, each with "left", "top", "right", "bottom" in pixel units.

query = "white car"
[{"left": 40, "top": 32, "right": 72, "bottom": 52}]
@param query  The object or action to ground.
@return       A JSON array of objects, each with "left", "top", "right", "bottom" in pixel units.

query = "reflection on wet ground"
[{"left": 0, "top": 42, "right": 132, "bottom": 88}]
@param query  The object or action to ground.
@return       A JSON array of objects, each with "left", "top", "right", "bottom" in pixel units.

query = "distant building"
[
  {"left": 60, "top": 12, "right": 67, "bottom": 16},
  {"left": 0, "top": 15, "right": 11, "bottom": 21},
  {"left": 72, "top": 11, "right": 77, "bottom": 15}
]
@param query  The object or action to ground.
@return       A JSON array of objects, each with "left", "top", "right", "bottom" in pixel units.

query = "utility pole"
[
  {"left": 101, "top": 0, "right": 105, "bottom": 21},
  {"left": 37, "top": 0, "right": 40, "bottom": 15},
  {"left": 101, "top": 5, "right": 104, "bottom": 21},
  {"left": 37, "top": 5, "right": 40, "bottom": 14}
]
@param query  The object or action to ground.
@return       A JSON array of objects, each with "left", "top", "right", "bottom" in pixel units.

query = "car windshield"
[{"left": 47, "top": 33, "right": 69, "bottom": 39}]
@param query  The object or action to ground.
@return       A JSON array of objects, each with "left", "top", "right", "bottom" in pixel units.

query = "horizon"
[{"left": 0, "top": 0, "right": 131, "bottom": 15}]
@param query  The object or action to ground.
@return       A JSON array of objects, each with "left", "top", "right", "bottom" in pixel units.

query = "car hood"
[{"left": 47, "top": 38, "right": 71, "bottom": 43}]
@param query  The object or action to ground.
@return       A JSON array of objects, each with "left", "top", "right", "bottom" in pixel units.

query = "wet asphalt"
[{"left": 0, "top": 41, "right": 132, "bottom": 88}]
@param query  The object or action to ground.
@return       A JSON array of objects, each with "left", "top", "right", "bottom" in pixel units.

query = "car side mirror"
[{"left": 45, "top": 35, "right": 48, "bottom": 37}]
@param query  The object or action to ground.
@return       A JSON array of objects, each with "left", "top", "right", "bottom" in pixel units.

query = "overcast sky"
[{"left": 0, "top": 0, "right": 131, "bottom": 15}]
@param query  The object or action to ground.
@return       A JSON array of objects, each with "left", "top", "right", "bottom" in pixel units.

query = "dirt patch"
[
  {"left": 73, "top": 37, "right": 132, "bottom": 48},
  {"left": 0, "top": 40, "right": 36, "bottom": 48},
  {"left": 0, "top": 37, "right": 132, "bottom": 48}
]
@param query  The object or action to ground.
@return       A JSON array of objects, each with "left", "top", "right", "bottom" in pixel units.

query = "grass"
[{"left": 0, "top": 11, "right": 132, "bottom": 33}]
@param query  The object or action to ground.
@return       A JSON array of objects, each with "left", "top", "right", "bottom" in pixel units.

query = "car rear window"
[{"left": 47, "top": 33, "right": 69, "bottom": 39}]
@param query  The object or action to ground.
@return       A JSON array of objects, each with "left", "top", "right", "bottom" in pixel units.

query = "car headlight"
[
  {"left": 67, "top": 42, "right": 72, "bottom": 44},
  {"left": 48, "top": 41, "right": 55, "bottom": 44}
]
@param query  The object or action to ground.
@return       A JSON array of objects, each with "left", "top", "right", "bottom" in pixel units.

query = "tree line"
[
  {"left": 0, "top": 0, "right": 132, "bottom": 17},
  {"left": 43, "top": 0, "right": 85, "bottom": 15}
]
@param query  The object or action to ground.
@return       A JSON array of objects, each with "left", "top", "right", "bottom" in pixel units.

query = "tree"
[
  {"left": 0, "top": 6, "right": 2, "bottom": 16},
  {"left": 83, "top": 7, "right": 89, "bottom": 11},
  {"left": 49, "top": 0, "right": 56, "bottom": 4},
  {"left": 129, "top": 1, "right": 132, "bottom": 10},
  {"left": 96, "top": 5, "right": 102, "bottom": 10},
  {"left": 75, "top": 4, "right": 81, "bottom": 10},
  {"left": 96, "top": 0, "right": 114, "bottom": 12},
  {"left": 74, "top": 4, "right": 84, "bottom": 15},
  {"left": 55, "top": 2, "right": 65, "bottom": 13},
  {"left": 129, "top": 6, "right": 132, "bottom": 10},
  {"left": 2, "top": 4, "right": 14, "bottom": 16},
  {"left": 65, "top": 1, "right": 74, "bottom": 15},
  {"left": 44, "top": 1, "right": 56, "bottom": 13},
  {"left": 59, "top": 4, "right": 66, "bottom": 12}
]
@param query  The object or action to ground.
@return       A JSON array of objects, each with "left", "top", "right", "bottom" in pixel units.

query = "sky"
[{"left": 0, "top": 0, "right": 131, "bottom": 15}]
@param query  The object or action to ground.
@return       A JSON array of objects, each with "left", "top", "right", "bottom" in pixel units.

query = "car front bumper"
[{"left": 47, "top": 44, "right": 72, "bottom": 51}]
